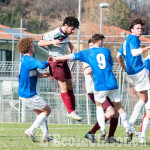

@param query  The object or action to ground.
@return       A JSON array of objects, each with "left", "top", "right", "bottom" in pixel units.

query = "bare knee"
[
  {"left": 42, "top": 105, "right": 51, "bottom": 116},
  {"left": 105, "top": 106, "right": 115, "bottom": 119}
]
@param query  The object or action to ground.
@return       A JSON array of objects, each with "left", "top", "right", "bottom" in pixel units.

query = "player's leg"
[
  {"left": 85, "top": 102, "right": 114, "bottom": 143},
  {"left": 48, "top": 60, "right": 81, "bottom": 121},
  {"left": 138, "top": 113, "right": 146, "bottom": 141},
  {"left": 21, "top": 95, "right": 50, "bottom": 142},
  {"left": 129, "top": 90, "right": 147, "bottom": 126},
  {"left": 28, "top": 105, "right": 51, "bottom": 136},
  {"left": 106, "top": 108, "right": 119, "bottom": 143},
  {"left": 109, "top": 89, "right": 133, "bottom": 142},
  {"left": 94, "top": 91, "right": 109, "bottom": 140},
  {"left": 128, "top": 69, "right": 149, "bottom": 127},
  {"left": 139, "top": 100, "right": 150, "bottom": 143},
  {"left": 88, "top": 93, "right": 95, "bottom": 103}
]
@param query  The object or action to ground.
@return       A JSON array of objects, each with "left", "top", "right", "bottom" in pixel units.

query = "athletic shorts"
[
  {"left": 20, "top": 95, "right": 47, "bottom": 110},
  {"left": 128, "top": 68, "right": 149, "bottom": 92},
  {"left": 48, "top": 60, "right": 72, "bottom": 82},
  {"left": 94, "top": 89, "right": 121, "bottom": 103},
  {"left": 103, "top": 97, "right": 114, "bottom": 110}
]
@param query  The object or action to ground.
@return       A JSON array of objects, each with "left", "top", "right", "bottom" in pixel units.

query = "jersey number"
[{"left": 96, "top": 54, "right": 106, "bottom": 69}]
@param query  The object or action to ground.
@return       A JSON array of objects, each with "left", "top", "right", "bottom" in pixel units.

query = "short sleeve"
[
  {"left": 130, "top": 36, "right": 140, "bottom": 50},
  {"left": 117, "top": 44, "right": 124, "bottom": 57}
]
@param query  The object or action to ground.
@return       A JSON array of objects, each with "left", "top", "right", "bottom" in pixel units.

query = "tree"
[{"left": 107, "top": 0, "right": 130, "bottom": 30}]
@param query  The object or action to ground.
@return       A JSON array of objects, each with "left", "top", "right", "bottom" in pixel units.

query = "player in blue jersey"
[
  {"left": 117, "top": 18, "right": 150, "bottom": 132},
  {"left": 137, "top": 56, "right": 150, "bottom": 143},
  {"left": 84, "top": 39, "right": 119, "bottom": 143},
  {"left": 48, "top": 34, "right": 133, "bottom": 142},
  {"left": 18, "top": 37, "right": 57, "bottom": 143},
  {"left": 38, "top": 16, "right": 81, "bottom": 121}
]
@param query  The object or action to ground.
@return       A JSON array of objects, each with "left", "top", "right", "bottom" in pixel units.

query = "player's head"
[
  {"left": 63, "top": 16, "right": 79, "bottom": 35},
  {"left": 17, "top": 37, "right": 34, "bottom": 54},
  {"left": 88, "top": 39, "right": 94, "bottom": 48},
  {"left": 91, "top": 34, "right": 105, "bottom": 47},
  {"left": 129, "top": 18, "right": 146, "bottom": 37}
]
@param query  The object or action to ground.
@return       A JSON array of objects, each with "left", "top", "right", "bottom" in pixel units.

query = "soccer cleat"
[
  {"left": 42, "top": 136, "right": 59, "bottom": 143},
  {"left": 24, "top": 129, "right": 38, "bottom": 142},
  {"left": 126, "top": 129, "right": 133, "bottom": 143},
  {"left": 67, "top": 111, "right": 82, "bottom": 121},
  {"left": 139, "top": 137, "right": 146, "bottom": 144},
  {"left": 131, "top": 126, "right": 138, "bottom": 136},
  {"left": 105, "top": 137, "right": 120, "bottom": 143},
  {"left": 99, "top": 129, "right": 107, "bottom": 141},
  {"left": 85, "top": 132, "right": 98, "bottom": 143}
]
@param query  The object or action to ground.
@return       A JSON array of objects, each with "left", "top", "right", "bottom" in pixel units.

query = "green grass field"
[{"left": 0, "top": 123, "right": 150, "bottom": 150}]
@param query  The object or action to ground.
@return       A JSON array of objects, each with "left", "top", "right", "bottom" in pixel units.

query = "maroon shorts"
[
  {"left": 103, "top": 96, "right": 114, "bottom": 111},
  {"left": 48, "top": 60, "right": 72, "bottom": 82}
]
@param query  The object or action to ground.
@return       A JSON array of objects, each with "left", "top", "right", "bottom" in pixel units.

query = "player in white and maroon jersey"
[{"left": 38, "top": 16, "right": 81, "bottom": 121}]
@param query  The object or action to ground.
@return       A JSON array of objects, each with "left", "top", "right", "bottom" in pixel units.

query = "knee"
[
  {"left": 44, "top": 105, "right": 51, "bottom": 116},
  {"left": 106, "top": 107, "right": 115, "bottom": 118}
]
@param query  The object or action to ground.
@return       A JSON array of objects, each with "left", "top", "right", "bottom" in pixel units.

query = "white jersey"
[
  {"left": 83, "top": 62, "right": 94, "bottom": 94},
  {"left": 42, "top": 27, "right": 69, "bottom": 56}
]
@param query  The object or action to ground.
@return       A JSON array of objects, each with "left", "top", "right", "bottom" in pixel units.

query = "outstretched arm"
[
  {"left": 38, "top": 39, "right": 60, "bottom": 47},
  {"left": 37, "top": 72, "right": 51, "bottom": 78},
  {"left": 48, "top": 55, "right": 71, "bottom": 62},
  {"left": 116, "top": 56, "right": 126, "bottom": 72}
]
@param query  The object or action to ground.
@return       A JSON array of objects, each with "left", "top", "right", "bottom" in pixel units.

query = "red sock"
[
  {"left": 61, "top": 92, "right": 74, "bottom": 114},
  {"left": 139, "top": 113, "right": 146, "bottom": 132},
  {"left": 88, "top": 93, "right": 95, "bottom": 104},
  {"left": 90, "top": 117, "right": 109, "bottom": 134},
  {"left": 108, "top": 118, "right": 118, "bottom": 137},
  {"left": 68, "top": 90, "right": 75, "bottom": 110}
]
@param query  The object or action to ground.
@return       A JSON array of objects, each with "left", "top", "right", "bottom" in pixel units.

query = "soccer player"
[
  {"left": 38, "top": 16, "right": 81, "bottom": 121},
  {"left": 49, "top": 34, "right": 133, "bottom": 142},
  {"left": 84, "top": 39, "right": 119, "bottom": 143},
  {"left": 18, "top": 37, "right": 56, "bottom": 143},
  {"left": 137, "top": 56, "right": 150, "bottom": 143},
  {"left": 117, "top": 18, "right": 150, "bottom": 131}
]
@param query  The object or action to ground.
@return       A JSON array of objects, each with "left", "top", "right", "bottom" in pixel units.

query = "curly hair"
[
  {"left": 129, "top": 18, "right": 146, "bottom": 31},
  {"left": 17, "top": 37, "right": 33, "bottom": 54},
  {"left": 91, "top": 34, "right": 105, "bottom": 43},
  {"left": 63, "top": 16, "right": 79, "bottom": 29}
]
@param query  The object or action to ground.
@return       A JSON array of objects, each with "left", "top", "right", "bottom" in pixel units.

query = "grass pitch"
[{"left": 0, "top": 123, "right": 150, "bottom": 150}]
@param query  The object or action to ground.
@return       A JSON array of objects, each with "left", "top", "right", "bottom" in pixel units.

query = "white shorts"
[
  {"left": 128, "top": 68, "right": 149, "bottom": 92},
  {"left": 20, "top": 95, "right": 47, "bottom": 110},
  {"left": 94, "top": 89, "right": 121, "bottom": 103}
]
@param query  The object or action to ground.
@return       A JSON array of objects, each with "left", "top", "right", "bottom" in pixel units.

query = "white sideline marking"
[{"left": 0, "top": 127, "right": 90, "bottom": 130}]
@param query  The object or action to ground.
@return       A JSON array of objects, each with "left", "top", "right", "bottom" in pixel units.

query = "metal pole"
[
  {"left": 75, "top": 0, "right": 81, "bottom": 123},
  {"left": 20, "top": 18, "right": 23, "bottom": 60},
  {"left": 100, "top": 7, "right": 103, "bottom": 34}
]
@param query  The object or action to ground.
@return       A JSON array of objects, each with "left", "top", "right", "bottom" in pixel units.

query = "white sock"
[
  {"left": 96, "top": 106, "right": 105, "bottom": 131},
  {"left": 141, "top": 118, "right": 149, "bottom": 138},
  {"left": 129, "top": 100, "right": 145, "bottom": 126},
  {"left": 40, "top": 120, "right": 49, "bottom": 138},
  {"left": 29, "top": 112, "right": 47, "bottom": 134},
  {"left": 120, "top": 112, "right": 130, "bottom": 131}
]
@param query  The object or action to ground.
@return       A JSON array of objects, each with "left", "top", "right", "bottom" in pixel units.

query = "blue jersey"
[
  {"left": 74, "top": 47, "right": 118, "bottom": 91},
  {"left": 18, "top": 55, "right": 49, "bottom": 98},
  {"left": 118, "top": 34, "right": 144, "bottom": 75},
  {"left": 144, "top": 56, "right": 150, "bottom": 71}
]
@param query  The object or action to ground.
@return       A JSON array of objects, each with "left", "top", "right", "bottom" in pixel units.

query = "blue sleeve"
[
  {"left": 74, "top": 49, "right": 89, "bottom": 62},
  {"left": 130, "top": 36, "right": 140, "bottom": 50},
  {"left": 117, "top": 44, "right": 124, "bottom": 57},
  {"left": 144, "top": 59, "right": 150, "bottom": 71},
  {"left": 26, "top": 58, "right": 49, "bottom": 70}
]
